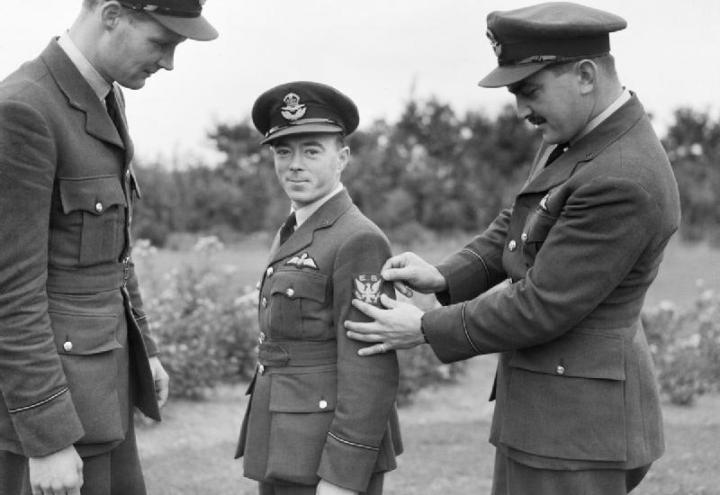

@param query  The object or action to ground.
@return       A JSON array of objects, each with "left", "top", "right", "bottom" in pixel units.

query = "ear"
[
  {"left": 337, "top": 145, "right": 350, "bottom": 173},
  {"left": 100, "top": 1, "right": 124, "bottom": 29},
  {"left": 575, "top": 59, "right": 598, "bottom": 95}
]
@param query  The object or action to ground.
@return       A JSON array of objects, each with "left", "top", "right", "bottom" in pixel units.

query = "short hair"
[{"left": 547, "top": 54, "right": 617, "bottom": 79}]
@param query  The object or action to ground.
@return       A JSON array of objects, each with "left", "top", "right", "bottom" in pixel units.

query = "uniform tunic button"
[
  {"left": 319, "top": 400, "right": 328, "bottom": 410},
  {"left": 95, "top": 202, "right": 104, "bottom": 213},
  {"left": 508, "top": 240, "right": 517, "bottom": 251},
  {"left": 520, "top": 232, "right": 528, "bottom": 242},
  {"left": 63, "top": 341, "right": 73, "bottom": 352},
  {"left": 285, "top": 288, "right": 295, "bottom": 298},
  {"left": 258, "top": 364, "right": 265, "bottom": 375},
  {"left": 556, "top": 365, "right": 566, "bottom": 375},
  {"left": 266, "top": 267, "right": 274, "bottom": 277},
  {"left": 261, "top": 297, "right": 268, "bottom": 308}
]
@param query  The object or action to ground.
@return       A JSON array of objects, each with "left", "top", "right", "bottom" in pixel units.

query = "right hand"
[
  {"left": 29, "top": 445, "right": 83, "bottom": 495},
  {"left": 381, "top": 252, "right": 447, "bottom": 297}
]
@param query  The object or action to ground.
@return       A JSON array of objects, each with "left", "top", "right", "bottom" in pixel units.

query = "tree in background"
[
  {"left": 132, "top": 99, "right": 720, "bottom": 247},
  {"left": 663, "top": 108, "right": 720, "bottom": 244}
]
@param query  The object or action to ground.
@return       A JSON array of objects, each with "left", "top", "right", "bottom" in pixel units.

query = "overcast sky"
[{"left": 1, "top": 1, "right": 719, "bottom": 165}]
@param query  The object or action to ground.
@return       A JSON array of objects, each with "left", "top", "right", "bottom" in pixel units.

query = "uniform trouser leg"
[
  {"left": 259, "top": 473, "right": 384, "bottom": 495},
  {"left": 0, "top": 423, "right": 145, "bottom": 495},
  {"left": 491, "top": 449, "right": 652, "bottom": 495},
  {"left": 0, "top": 450, "right": 31, "bottom": 494}
]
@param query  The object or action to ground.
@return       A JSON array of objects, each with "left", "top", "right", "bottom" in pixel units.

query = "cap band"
[
  {"left": 498, "top": 34, "right": 610, "bottom": 65},
  {"left": 119, "top": 1, "right": 201, "bottom": 18},
  {"left": 266, "top": 118, "right": 344, "bottom": 138}
]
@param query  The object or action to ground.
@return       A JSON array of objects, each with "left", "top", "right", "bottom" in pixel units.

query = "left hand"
[
  {"left": 316, "top": 479, "right": 358, "bottom": 495},
  {"left": 148, "top": 356, "right": 170, "bottom": 408},
  {"left": 344, "top": 294, "right": 426, "bottom": 356}
]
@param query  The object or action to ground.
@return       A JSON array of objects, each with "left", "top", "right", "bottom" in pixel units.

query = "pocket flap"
[
  {"left": 270, "top": 270, "right": 327, "bottom": 303},
  {"left": 50, "top": 311, "right": 122, "bottom": 355},
  {"left": 269, "top": 369, "right": 337, "bottom": 413},
  {"left": 58, "top": 176, "right": 127, "bottom": 215},
  {"left": 509, "top": 330, "right": 625, "bottom": 380}
]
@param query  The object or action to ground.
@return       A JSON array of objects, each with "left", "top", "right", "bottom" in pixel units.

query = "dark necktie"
[
  {"left": 105, "top": 89, "right": 122, "bottom": 131},
  {"left": 545, "top": 142, "right": 570, "bottom": 166},
  {"left": 279, "top": 212, "right": 297, "bottom": 244}
]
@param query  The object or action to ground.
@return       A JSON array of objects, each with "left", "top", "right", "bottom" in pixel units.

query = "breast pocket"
[
  {"left": 268, "top": 270, "right": 329, "bottom": 339},
  {"left": 57, "top": 176, "right": 127, "bottom": 266},
  {"left": 520, "top": 207, "right": 558, "bottom": 265},
  {"left": 49, "top": 310, "right": 125, "bottom": 445}
]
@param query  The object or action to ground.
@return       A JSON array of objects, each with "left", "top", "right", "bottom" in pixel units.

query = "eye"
[
  {"left": 274, "top": 148, "right": 291, "bottom": 158},
  {"left": 304, "top": 147, "right": 321, "bottom": 157}
]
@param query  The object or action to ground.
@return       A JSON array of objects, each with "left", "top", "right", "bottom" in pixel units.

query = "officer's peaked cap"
[
  {"left": 118, "top": 0, "right": 218, "bottom": 41},
  {"left": 479, "top": 2, "right": 626, "bottom": 88},
  {"left": 253, "top": 81, "right": 359, "bottom": 145}
]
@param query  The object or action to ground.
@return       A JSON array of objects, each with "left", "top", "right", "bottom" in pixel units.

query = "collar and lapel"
[
  {"left": 40, "top": 40, "right": 133, "bottom": 162},
  {"left": 520, "top": 95, "right": 647, "bottom": 196},
  {"left": 266, "top": 189, "right": 354, "bottom": 266}
]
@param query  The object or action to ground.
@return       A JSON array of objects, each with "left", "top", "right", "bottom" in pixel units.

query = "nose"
[
  {"left": 288, "top": 151, "right": 303, "bottom": 171},
  {"left": 514, "top": 96, "right": 531, "bottom": 120},
  {"left": 158, "top": 47, "right": 176, "bottom": 71}
]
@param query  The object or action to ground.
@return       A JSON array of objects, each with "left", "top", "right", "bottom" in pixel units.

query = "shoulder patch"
[{"left": 354, "top": 274, "right": 383, "bottom": 305}]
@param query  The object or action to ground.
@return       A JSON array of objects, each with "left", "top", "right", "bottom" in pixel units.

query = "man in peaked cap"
[
  {"left": 346, "top": 2, "right": 679, "bottom": 494},
  {"left": 0, "top": 1, "right": 216, "bottom": 494},
  {"left": 235, "top": 81, "right": 402, "bottom": 495}
]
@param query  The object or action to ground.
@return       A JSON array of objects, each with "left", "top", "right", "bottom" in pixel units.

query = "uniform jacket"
[
  {"left": 422, "top": 95, "right": 680, "bottom": 470},
  {"left": 237, "top": 190, "right": 402, "bottom": 493},
  {"left": 0, "top": 40, "right": 160, "bottom": 459}
]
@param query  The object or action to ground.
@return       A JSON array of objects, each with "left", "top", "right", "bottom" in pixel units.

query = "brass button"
[
  {"left": 258, "top": 364, "right": 265, "bottom": 375},
  {"left": 125, "top": 170, "right": 131, "bottom": 179},
  {"left": 266, "top": 267, "right": 274, "bottom": 277},
  {"left": 95, "top": 202, "right": 104, "bottom": 213},
  {"left": 520, "top": 232, "right": 528, "bottom": 242},
  {"left": 508, "top": 240, "right": 517, "bottom": 251},
  {"left": 63, "top": 341, "right": 73, "bottom": 352},
  {"left": 261, "top": 297, "right": 268, "bottom": 308},
  {"left": 285, "top": 288, "right": 295, "bottom": 298},
  {"left": 255, "top": 281, "right": 262, "bottom": 290},
  {"left": 319, "top": 400, "right": 328, "bottom": 410},
  {"left": 556, "top": 365, "right": 566, "bottom": 375}
]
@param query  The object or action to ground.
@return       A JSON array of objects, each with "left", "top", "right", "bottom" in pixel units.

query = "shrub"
[
  {"left": 134, "top": 238, "right": 466, "bottom": 403},
  {"left": 643, "top": 289, "right": 720, "bottom": 406}
]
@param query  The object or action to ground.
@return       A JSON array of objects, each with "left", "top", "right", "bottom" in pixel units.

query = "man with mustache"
[
  {"left": 345, "top": 2, "right": 679, "bottom": 494},
  {"left": 0, "top": 1, "right": 217, "bottom": 494}
]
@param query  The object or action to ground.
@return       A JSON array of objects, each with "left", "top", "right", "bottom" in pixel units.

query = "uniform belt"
[
  {"left": 258, "top": 341, "right": 337, "bottom": 368},
  {"left": 46, "top": 258, "right": 132, "bottom": 294}
]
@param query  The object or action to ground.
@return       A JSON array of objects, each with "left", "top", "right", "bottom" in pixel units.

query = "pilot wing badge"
[
  {"left": 354, "top": 274, "right": 383, "bottom": 306},
  {"left": 286, "top": 252, "right": 318, "bottom": 270}
]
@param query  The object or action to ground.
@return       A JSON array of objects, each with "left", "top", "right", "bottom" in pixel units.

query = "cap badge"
[
  {"left": 281, "top": 93, "right": 307, "bottom": 122},
  {"left": 486, "top": 29, "right": 502, "bottom": 57},
  {"left": 354, "top": 274, "right": 382, "bottom": 305}
]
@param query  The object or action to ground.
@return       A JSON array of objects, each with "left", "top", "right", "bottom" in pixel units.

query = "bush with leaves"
[
  {"left": 643, "top": 288, "right": 720, "bottom": 405},
  {"left": 134, "top": 238, "right": 466, "bottom": 403}
]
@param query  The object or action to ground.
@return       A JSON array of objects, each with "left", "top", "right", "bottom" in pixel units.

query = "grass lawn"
[{"left": 135, "top": 234, "right": 720, "bottom": 493}]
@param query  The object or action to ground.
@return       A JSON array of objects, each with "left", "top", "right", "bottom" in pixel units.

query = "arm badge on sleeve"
[{"left": 354, "top": 274, "right": 383, "bottom": 305}]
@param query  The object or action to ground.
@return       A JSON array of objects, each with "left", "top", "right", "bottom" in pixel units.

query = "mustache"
[{"left": 526, "top": 115, "right": 546, "bottom": 126}]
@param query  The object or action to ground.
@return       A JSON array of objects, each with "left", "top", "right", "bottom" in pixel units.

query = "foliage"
[
  {"left": 663, "top": 108, "right": 720, "bottom": 244},
  {"left": 643, "top": 288, "right": 720, "bottom": 405},
  {"left": 134, "top": 238, "right": 259, "bottom": 399},
  {"left": 134, "top": 238, "right": 466, "bottom": 402}
]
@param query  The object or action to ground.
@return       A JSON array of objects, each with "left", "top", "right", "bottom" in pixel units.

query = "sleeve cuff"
[{"left": 317, "top": 432, "right": 380, "bottom": 492}]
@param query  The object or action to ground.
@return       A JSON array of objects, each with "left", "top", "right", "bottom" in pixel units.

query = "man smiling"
[{"left": 236, "top": 81, "right": 402, "bottom": 495}]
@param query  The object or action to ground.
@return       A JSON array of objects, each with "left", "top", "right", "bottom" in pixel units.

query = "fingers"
[
  {"left": 392, "top": 280, "right": 413, "bottom": 298},
  {"left": 378, "top": 293, "right": 398, "bottom": 308},
  {"left": 358, "top": 344, "right": 391, "bottom": 357},
  {"left": 350, "top": 298, "right": 382, "bottom": 319}
]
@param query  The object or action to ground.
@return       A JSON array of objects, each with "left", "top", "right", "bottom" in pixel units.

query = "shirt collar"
[
  {"left": 572, "top": 88, "right": 632, "bottom": 145},
  {"left": 57, "top": 32, "right": 112, "bottom": 101},
  {"left": 293, "top": 183, "right": 345, "bottom": 228}
]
